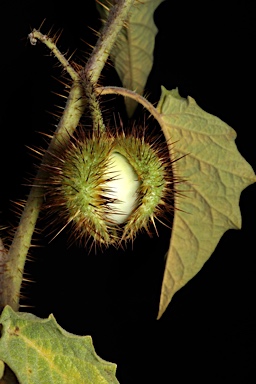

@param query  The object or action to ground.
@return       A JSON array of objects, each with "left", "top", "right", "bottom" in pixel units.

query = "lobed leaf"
[
  {"left": 157, "top": 87, "right": 256, "bottom": 319},
  {"left": 97, "top": 0, "right": 163, "bottom": 117},
  {"left": 0, "top": 306, "right": 119, "bottom": 384}
]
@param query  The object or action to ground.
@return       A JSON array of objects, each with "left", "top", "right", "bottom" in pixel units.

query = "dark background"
[{"left": 1, "top": 1, "right": 255, "bottom": 382}]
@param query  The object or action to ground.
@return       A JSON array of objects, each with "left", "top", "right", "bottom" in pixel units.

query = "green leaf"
[
  {"left": 157, "top": 87, "right": 256, "bottom": 319},
  {"left": 97, "top": 0, "right": 163, "bottom": 117},
  {"left": 0, "top": 306, "right": 119, "bottom": 384}
]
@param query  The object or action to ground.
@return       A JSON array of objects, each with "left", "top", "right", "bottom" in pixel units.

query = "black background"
[{"left": 1, "top": 1, "right": 255, "bottom": 382}]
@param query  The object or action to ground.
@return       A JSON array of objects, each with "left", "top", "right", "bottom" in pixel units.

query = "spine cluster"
[{"left": 42, "top": 127, "right": 174, "bottom": 248}]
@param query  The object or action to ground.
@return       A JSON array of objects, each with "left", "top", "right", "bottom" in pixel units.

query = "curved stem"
[{"left": 96, "top": 85, "right": 171, "bottom": 143}]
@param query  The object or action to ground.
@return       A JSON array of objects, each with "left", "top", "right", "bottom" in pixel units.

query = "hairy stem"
[
  {"left": 1, "top": 0, "right": 136, "bottom": 311},
  {"left": 1, "top": 83, "right": 85, "bottom": 311},
  {"left": 82, "top": 0, "right": 136, "bottom": 132},
  {"left": 85, "top": 0, "right": 135, "bottom": 82},
  {"left": 28, "top": 30, "right": 81, "bottom": 82}
]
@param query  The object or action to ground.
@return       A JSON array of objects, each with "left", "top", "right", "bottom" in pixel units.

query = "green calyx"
[
  {"left": 44, "top": 130, "right": 172, "bottom": 247},
  {"left": 60, "top": 135, "right": 115, "bottom": 244},
  {"left": 114, "top": 136, "right": 169, "bottom": 240}
]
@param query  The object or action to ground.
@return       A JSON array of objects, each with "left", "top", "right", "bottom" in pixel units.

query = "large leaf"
[
  {"left": 157, "top": 87, "right": 256, "bottom": 319},
  {"left": 0, "top": 305, "right": 119, "bottom": 384},
  {"left": 97, "top": 0, "right": 163, "bottom": 117}
]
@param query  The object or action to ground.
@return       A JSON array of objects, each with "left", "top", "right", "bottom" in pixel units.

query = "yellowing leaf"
[
  {"left": 0, "top": 306, "right": 119, "bottom": 384},
  {"left": 157, "top": 87, "right": 256, "bottom": 319},
  {"left": 97, "top": 0, "right": 163, "bottom": 117}
]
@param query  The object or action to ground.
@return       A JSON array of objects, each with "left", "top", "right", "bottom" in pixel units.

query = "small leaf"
[
  {"left": 0, "top": 306, "right": 119, "bottom": 384},
  {"left": 97, "top": 0, "right": 163, "bottom": 117},
  {"left": 157, "top": 87, "right": 256, "bottom": 319}
]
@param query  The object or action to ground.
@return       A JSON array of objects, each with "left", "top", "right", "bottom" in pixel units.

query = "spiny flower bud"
[{"left": 42, "top": 127, "right": 174, "bottom": 248}]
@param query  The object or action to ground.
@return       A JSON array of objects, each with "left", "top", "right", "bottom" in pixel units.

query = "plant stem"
[
  {"left": 28, "top": 30, "right": 81, "bottom": 82},
  {"left": 82, "top": 0, "right": 136, "bottom": 132},
  {"left": 96, "top": 86, "right": 171, "bottom": 143},
  {"left": 1, "top": 83, "right": 85, "bottom": 311},
  {"left": 1, "top": 0, "right": 136, "bottom": 311},
  {"left": 84, "top": 0, "right": 135, "bottom": 83}
]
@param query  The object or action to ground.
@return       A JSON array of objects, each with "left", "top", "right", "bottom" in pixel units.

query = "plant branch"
[
  {"left": 96, "top": 85, "right": 171, "bottom": 143},
  {"left": 84, "top": 0, "right": 135, "bottom": 83},
  {"left": 82, "top": 0, "right": 136, "bottom": 132},
  {"left": 1, "top": 83, "right": 85, "bottom": 311},
  {"left": 28, "top": 30, "right": 80, "bottom": 82},
  {"left": 1, "top": 0, "right": 136, "bottom": 311}
]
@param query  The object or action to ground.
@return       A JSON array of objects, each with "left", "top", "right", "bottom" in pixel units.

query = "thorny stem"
[
  {"left": 29, "top": 30, "right": 81, "bottom": 82},
  {"left": 82, "top": 0, "right": 136, "bottom": 132},
  {"left": 85, "top": 0, "right": 135, "bottom": 83},
  {"left": 1, "top": 0, "right": 136, "bottom": 311},
  {"left": 83, "top": 81, "right": 106, "bottom": 132},
  {"left": 1, "top": 83, "right": 85, "bottom": 311}
]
